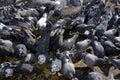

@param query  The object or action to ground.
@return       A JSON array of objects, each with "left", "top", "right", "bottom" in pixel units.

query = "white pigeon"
[{"left": 37, "top": 13, "right": 48, "bottom": 29}]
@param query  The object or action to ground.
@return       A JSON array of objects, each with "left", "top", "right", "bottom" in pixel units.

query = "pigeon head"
[
  {"left": 15, "top": 44, "right": 27, "bottom": 57},
  {"left": 38, "top": 54, "right": 50, "bottom": 64},
  {"left": 38, "top": 54, "right": 46, "bottom": 64},
  {"left": 4, "top": 68, "right": 14, "bottom": 77}
]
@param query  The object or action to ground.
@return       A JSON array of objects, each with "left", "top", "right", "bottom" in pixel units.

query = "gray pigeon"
[
  {"left": 0, "top": 39, "right": 14, "bottom": 56},
  {"left": 62, "top": 56, "right": 75, "bottom": 80},
  {"left": 50, "top": 58, "right": 62, "bottom": 75},
  {"left": 0, "top": 62, "right": 14, "bottom": 77},
  {"left": 81, "top": 52, "right": 105, "bottom": 67},
  {"left": 113, "top": 36, "right": 120, "bottom": 48},
  {"left": 88, "top": 72, "right": 102, "bottom": 80},
  {"left": 95, "top": 20, "right": 109, "bottom": 39},
  {"left": 76, "top": 39, "right": 91, "bottom": 51},
  {"left": 1, "top": 67, "right": 14, "bottom": 77},
  {"left": 103, "top": 29, "right": 117, "bottom": 38},
  {"left": 60, "top": 34, "right": 79, "bottom": 51}
]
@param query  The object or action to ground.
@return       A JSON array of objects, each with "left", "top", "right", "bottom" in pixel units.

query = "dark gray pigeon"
[
  {"left": 75, "top": 24, "right": 95, "bottom": 34},
  {"left": 91, "top": 36, "right": 105, "bottom": 58},
  {"left": 36, "top": 32, "right": 50, "bottom": 64},
  {"left": 102, "top": 40, "right": 120, "bottom": 53},
  {"left": 50, "top": 28, "right": 64, "bottom": 51},
  {"left": 105, "top": 57, "right": 120, "bottom": 69},
  {"left": 14, "top": 62, "right": 34, "bottom": 75},
  {"left": 71, "top": 12, "right": 85, "bottom": 25},
  {"left": 50, "top": 18, "right": 71, "bottom": 30},
  {"left": 36, "top": 32, "right": 50, "bottom": 54}
]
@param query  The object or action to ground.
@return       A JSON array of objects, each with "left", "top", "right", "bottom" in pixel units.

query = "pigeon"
[
  {"left": 88, "top": 72, "right": 102, "bottom": 80},
  {"left": 91, "top": 36, "right": 105, "bottom": 58},
  {"left": 1, "top": 68, "right": 14, "bottom": 77},
  {"left": 81, "top": 52, "right": 105, "bottom": 67},
  {"left": 36, "top": 32, "right": 50, "bottom": 54},
  {"left": 95, "top": 20, "right": 109, "bottom": 39},
  {"left": 0, "top": 39, "right": 14, "bottom": 56},
  {"left": 0, "top": 22, "right": 12, "bottom": 30},
  {"left": 14, "top": 44, "right": 27, "bottom": 57},
  {"left": 101, "top": 40, "right": 120, "bottom": 54},
  {"left": 14, "top": 61, "right": 34, "bottom": 75},
  {"left": 62, "top": 56, "right": 75, "bottom": 80},
  {"left": 60, "top": 34, "right": 79, "bottom": 51},
  {"left": 37, "top": 53, "right": 50, "bottom": 64},
  {"left": 103, "top": 29, "right": 117, "bottom": 38},
  {"left": 50, "top": 57, "right": 62, "bottom": 75},
  {"left": 21, "top": 53, "right": 35, "bottom": 63},
  {"left": 50, "top": 28, "right": 64, "bottom": 51},
  {"left": 71, "top": 12, "right": 85, "bottom": 25},
  {"left": 105, "top": 57, "right": 120, "bottom": 69},
  {"left": 76, "top": 24, "right": 95, "bottom": 33},
  {"left": 50, "top": 18, "right": 71, "bottom": 30},
  {"left": 113, "top": 36, "right": 120, "bottom": 43},
  {"left": 0, "top": 62, "right": 14, "bottom": 77},
  {"left": 16, "top": 29, "right": 36, "bottom": 51},
  {"left": 76, "top": 39, "right": 91, "bottom": 51},
  {"left": 113, "top": 36, "right": 120, "bottom": 47},
  {"left": 37, "top": 13, "right": 48, "bottom": 29}
]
